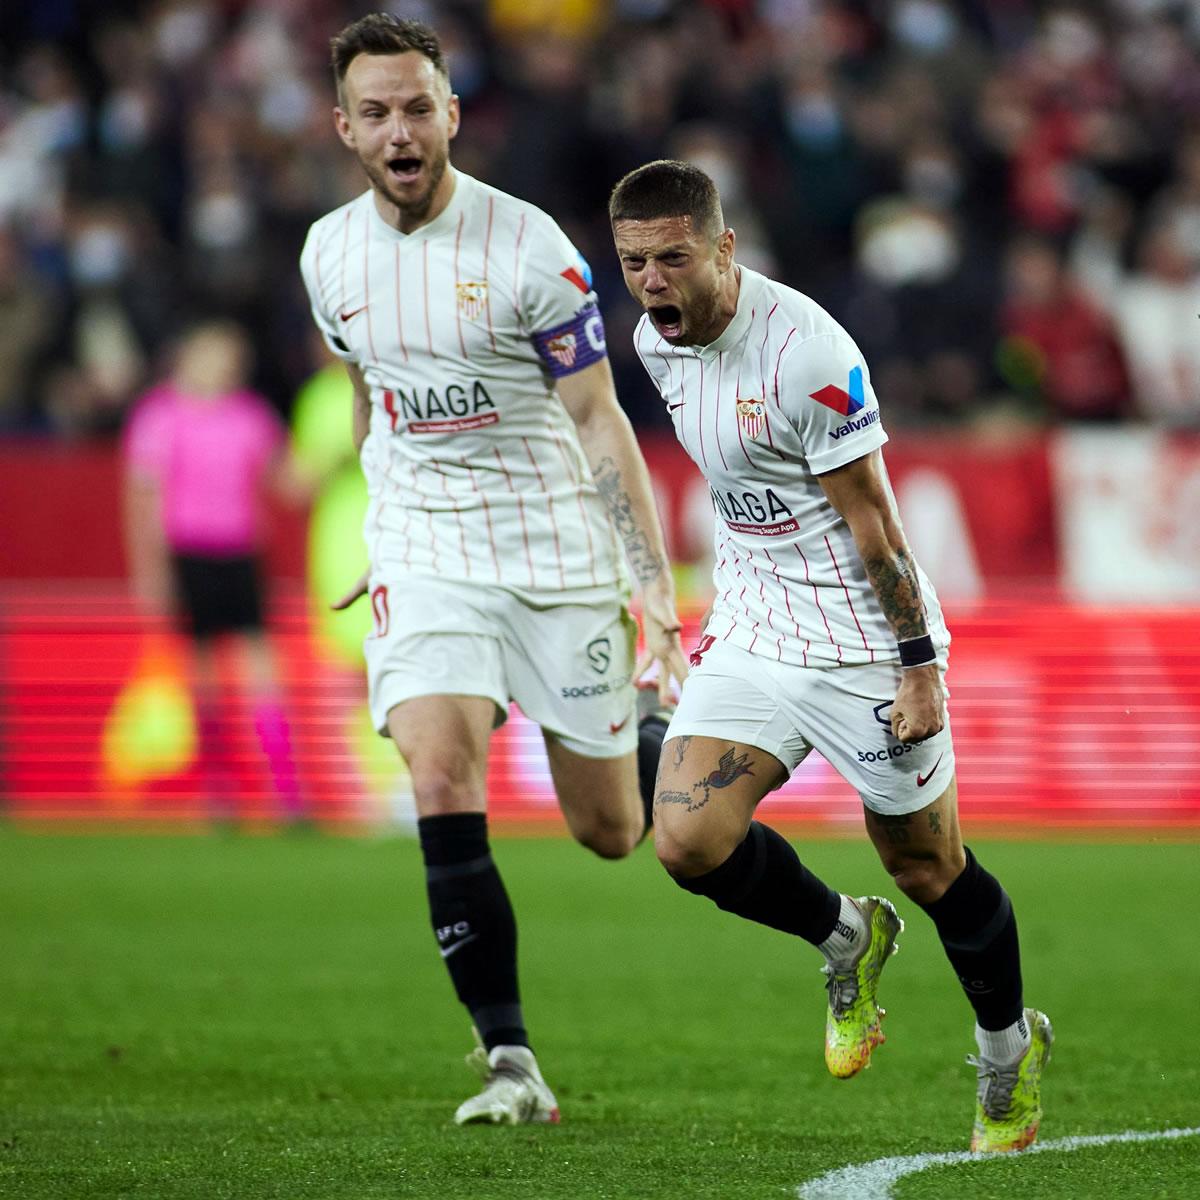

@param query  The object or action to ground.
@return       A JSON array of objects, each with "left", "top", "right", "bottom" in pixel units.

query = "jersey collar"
[{"left": 368, "top": 167, "right": 472, "bottom": 242}]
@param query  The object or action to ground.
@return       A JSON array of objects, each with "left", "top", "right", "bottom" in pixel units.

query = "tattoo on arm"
[
  {"left": 592, "top": 456, "right": 665, "bottom": 586},
  {"left": 861, "top": 546, "right": 927, "bottom": 642},
  {"left": 928, "top": 809, "right": 942, "bottom": 835}
]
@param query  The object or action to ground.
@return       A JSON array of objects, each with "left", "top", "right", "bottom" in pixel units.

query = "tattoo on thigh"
[
  {"left": 872, "top": 812, "right": 912, "bottom": 845},
  {"left": 655, "top": 789, "right": 708, "bottom": 815},
  {"left": 928, "top": 809, "right": 943, "bottom": 835},
  {"left": 671, "top": 735, "right": 692, "bottom": 771},
  {"left": 691, "top": 747, "right": 753, "bottom": 807}
]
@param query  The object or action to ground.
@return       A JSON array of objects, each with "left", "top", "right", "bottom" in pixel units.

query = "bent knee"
[
  {"left": 575, "top": 815, "right": 642, "bottom": 861},
  {"left": 886, "top": 851, "right": 965, "bottom": 905},
  {"left": 654, "top": 824, "right": 730, "bottom": 881}
]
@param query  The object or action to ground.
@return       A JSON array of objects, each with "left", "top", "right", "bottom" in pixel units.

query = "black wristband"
[{"left": 898, "top": 634, "right": 936, "bottom": 668}]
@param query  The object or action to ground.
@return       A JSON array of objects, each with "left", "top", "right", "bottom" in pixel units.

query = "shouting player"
[
  {"left": 608, "top": 160, "right": 1050, "bottom": 1154},
  {"left": 299, "top": 16, "right": 688, "bottom": 1125}
]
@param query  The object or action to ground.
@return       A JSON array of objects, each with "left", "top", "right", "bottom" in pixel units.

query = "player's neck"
[{"left": 696, "top": 264, "right": 742, "bottom": 347}]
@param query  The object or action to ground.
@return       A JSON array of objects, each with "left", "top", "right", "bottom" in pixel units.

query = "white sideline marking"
[{"left": 797, "top": 1126, "right": 1200, "bottom": 1200}]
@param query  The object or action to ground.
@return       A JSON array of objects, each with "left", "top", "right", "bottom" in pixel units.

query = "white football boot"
[{"left": 454, "top": 1040, "right": 561, "bottom": 1126}]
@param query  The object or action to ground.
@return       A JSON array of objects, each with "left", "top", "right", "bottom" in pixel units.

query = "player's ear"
[
  {"left": 333, "top": 105, "right": 356, "bottom": 151},
  {"left": 716, "top": 227, "right": 736, "bottom": 272},
  {"left": 447, "top": 92, "right": 461, "bottom": 140}
]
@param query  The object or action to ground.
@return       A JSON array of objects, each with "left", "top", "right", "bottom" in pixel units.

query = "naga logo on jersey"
[
  {"left": 736, "top": 397, "right": 766, "bottom": 440},
  {"left": 455, "top": 281, "right": 488, "bottom": 321},
  {"left": 810, "top": 365, "right": 866, "bottom": 416},
  {"left": 382, "top": 380, "right": 499, "bottom": 434},
  {"left": 546, "top": 333, "right": 577, "bottom": 369},
  {"left": 710, "top": 486, "right": 799, "bottom": 535}
]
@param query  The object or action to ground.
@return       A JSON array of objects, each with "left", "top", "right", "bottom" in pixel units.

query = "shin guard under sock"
[
  {"left": 417, "top": 812, "right": 527, "bottom": 1051},
  {"left": 675, "top": 821, "right": 841, "bottom": 944},
  {"left": 919, "top": 846, "right": 1024, "bottom": 1031}
]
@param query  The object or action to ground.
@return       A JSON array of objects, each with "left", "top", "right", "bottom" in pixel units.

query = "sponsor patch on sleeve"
[{"left": 532, "top": 302, "right": 607, "bottom": 377}]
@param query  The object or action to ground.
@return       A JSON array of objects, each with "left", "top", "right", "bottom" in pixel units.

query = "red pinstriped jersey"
[
  {"left": 634, "top": 266, "right": 949, "bottom": 667},
  {"left": 299, "top": 171, "right": 627, "bottom": 598}
]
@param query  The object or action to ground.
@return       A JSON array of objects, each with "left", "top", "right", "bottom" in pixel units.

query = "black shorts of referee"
[{"left": 171, "top": 552, "right": 265, "bottom": 640}]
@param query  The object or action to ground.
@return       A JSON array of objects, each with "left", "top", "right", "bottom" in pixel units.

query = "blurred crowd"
[{"left": 3, "top": 0, "right": 1200, "bottom": 438}]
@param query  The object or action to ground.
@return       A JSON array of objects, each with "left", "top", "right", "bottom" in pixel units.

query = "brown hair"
[
  {"left": 609, "top": 160, "right": 725, "bottom": 238},
  {"left": 330, "top": 13, "right": 448, "bottom": 92}
]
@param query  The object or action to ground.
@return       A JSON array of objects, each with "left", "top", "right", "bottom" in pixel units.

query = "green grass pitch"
[{"left": 1, "top": 828, "right": 1197, "bottom": 1199}]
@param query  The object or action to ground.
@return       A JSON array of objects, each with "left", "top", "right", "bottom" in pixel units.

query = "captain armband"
[
  {"left": 898, "top": 634, "right": 937, "bottom": 669},
  {"left": 531, "top": 303, "right": 607, "bottom": 378}
]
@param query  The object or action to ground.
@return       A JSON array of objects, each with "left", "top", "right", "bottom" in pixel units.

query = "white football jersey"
[
  {"left": 634, "top": 266, "right": 949, "bottom": 667},
  {"left": 299, "top": 170, "right": 627, "bottom": 597}
]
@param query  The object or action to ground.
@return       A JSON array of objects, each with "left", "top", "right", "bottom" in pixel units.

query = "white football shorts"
[
  {"left": 363, "top": 576, "right": 639, "bottom": 758},
  {"left": 666, "top": 637, "right": 955, "bottom": 815}
]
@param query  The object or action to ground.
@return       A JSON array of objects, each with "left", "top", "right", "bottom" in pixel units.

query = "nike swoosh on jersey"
[
  {"left": 916, "top": 753, "right": 944, "bottom": 787},
  {"left": 339, "top": 305, "right": 369, "bottom": 322},
  {"left": 668, "top": 402, "right": 684, "bottom": 411},
  {"left": 609, "top": 717, "right": 629, "bottom": 734}
]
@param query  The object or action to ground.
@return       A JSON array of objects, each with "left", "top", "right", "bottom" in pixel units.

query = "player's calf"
[{"left": 418, "top": 811, "right": 528, "bottom": 1054}]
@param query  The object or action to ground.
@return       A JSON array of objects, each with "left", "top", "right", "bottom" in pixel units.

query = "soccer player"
[
  {"left": 298, "top": 16, "right": 688, "bottom": 1125},
  {"left": 608, "top": 160, "right": 1051, "bottom": 1153}
]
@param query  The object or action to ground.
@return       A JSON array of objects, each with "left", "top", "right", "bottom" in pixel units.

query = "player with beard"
[
  {"left": 608, "top": 160, "right": 1050, "bottom": 1154},
  {"left": 299, "top": 16, "right": 688, "bottom": 1125}
]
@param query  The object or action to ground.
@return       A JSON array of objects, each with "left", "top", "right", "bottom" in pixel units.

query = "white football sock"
[
  {"left": 818, "top": 895, "right": 869, "bottom": 962},
  {"left": 975, "top": 1012, "right": 1031, "bottom": 1064}
]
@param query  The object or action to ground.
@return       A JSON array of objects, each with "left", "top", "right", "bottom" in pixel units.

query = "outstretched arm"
[
  {"left": 558, "top": 358, "right": 688, "bottom": 699},
  {"left": 817, "top": 449, "right": 943, "bottom": 743}
]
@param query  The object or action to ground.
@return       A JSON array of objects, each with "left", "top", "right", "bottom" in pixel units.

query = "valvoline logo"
[
  {"left": 810, "top": 366, "right": 866, "bottom": 416},
  {"left": 561, "top": 251, "right": 594, "bottom": 295}
]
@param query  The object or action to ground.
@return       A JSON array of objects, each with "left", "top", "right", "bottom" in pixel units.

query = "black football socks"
[
  {"left": 919, "top": 845, "right": 1024, "bottom": 1031},
  {"left": 674, "top": 820, "right": 842, "bottom": 944},
  {"left": 636, "top": 710, "right": 670, "bottom": 836},
  {"left": 417, "top": 811, "right": 527, "bottom": 1051}
]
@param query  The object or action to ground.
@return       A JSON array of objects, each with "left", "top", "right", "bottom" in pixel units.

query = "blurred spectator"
[
  {"left": 997, "top": 232, "right": 1129, "bottom": 423},
  {"left": 123, "top": 319, "right": 309, "bottom": 824},
  {"left": 0, "top": 227, "right": 53, "bottom": 429},
  {"left": 1110, "top": 218, "right": 1200, "bottom": 427},
  {"left": 1, "top": 1, "right": 1199, "bottom": 432}
]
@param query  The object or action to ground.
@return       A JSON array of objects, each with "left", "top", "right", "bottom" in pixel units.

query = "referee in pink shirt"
[{"left": 123, "top": 319, "right": 307, "bottom": 826}]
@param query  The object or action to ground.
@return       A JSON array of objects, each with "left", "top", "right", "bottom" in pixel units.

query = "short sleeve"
[
  {"left": 781, "top": 333, "right": 888, "bottom": 474},
  {"left": 519, "top": 215, "right": 608, "bottom": 378},
  {"left": 300, "top": 222, "right": 358, "bottom": 364}
]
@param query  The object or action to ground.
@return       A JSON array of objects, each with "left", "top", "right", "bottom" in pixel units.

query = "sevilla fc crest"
[
  {"left": 736, "top": 397, "right": 766, "bottom": 440},
  {"left": 456, "top": 281, "right": 488, "bottom": 321},
  {"left": 546, "top": 332, "right": 577, "bottom": 368}
]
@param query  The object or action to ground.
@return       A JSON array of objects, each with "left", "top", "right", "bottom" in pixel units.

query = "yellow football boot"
[
  {"left": 968, "top": 1008, "right": 1053, "bottom": 1152},
  {"left": 822, "top": 896, "right": 903, "bottom": 1079}
]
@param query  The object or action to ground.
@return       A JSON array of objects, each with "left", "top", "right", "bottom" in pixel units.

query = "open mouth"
[
  {"left": 648, "top": 304, "right": 682, "bottom": 339},
  {"left": 387, "top": 156, "right": 422, "bottom": 183}
]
